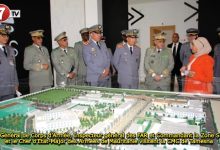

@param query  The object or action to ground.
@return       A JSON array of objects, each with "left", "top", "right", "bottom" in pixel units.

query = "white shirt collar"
[
  {"left": 173, "top": 42, "right": 179, "bottom": 46},
  {"left": 127, "top": 43, "right": 133, "bottom": 49},
  {"left": 60, "top": 47, "right": 67, "bottom": 51},
  {"left": 0, "top": 44, "right": 5, "bottom": 51},
  {"left": 91, "top": 39, "right": 99, "bottom": 45},
  {"left": 33, "top": 44, "right": 41, "bottom": 49},
  {"left": 156, "top": 47, "right": 162, "bottom": 52}
]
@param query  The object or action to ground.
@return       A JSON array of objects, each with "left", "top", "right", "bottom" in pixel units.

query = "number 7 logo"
[{"left": 0, "top": 4, "right": 11, "bottom": 22}]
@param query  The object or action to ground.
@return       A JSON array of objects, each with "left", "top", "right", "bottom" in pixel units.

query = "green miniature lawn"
[{"left": 24, "top": 89, "right": 79, "bottom": 104}]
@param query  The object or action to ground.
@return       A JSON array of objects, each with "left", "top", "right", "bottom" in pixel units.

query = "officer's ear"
[{"left": 153, "top": 39, "right": 157, "bottom": 45}]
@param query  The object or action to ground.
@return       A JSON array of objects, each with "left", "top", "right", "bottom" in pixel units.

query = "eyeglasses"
[
  {"left": 93, "top": 31, "right": 102, "bottom": 34},
  {"left": 34, "top": 36, "right": 43, "bottom": 40},
  {"left": 0, "top": 34, "right": 9, "bottom": 38}
]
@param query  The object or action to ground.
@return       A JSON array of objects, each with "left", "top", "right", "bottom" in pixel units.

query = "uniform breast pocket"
[
  {"left": 33, "top": 55, "right": 41, "bottom": 63},
  {"left": 162, "top": 55, "right": 169, "bottom": 65},
  {"left": 121, "top": 53, "right": 128, "bottom": 63},
  {"left": 59, "top": 59, "right": 65, "bottom": 65}
]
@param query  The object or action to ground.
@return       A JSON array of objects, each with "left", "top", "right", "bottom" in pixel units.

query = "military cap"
[
  {"left": 54, "top": 32, "right": 67, "bottom": 41},
  {"left": 89, "top": 24, "right": 103, "bottom": 33},
  {"left": 121, "top": 30, "right": 127, "bottom": 35},
  {"left": 154, "top": 32, "right": 166, "bottom": 40},
  {"left": 216, "top": 27, "right": 220, "bottom": 34},
  {"left": 79, "top": 28, "right": 89, "bottom": 34},
  {"left": 0, "top": 24, "right": 13, "bottom": 35},
  {"left": 186, "top": 28, "right": 199, "bottom": 35},
  {"left": 29, "top": 29, "right": 44, "bottom": 37},
  {"left": 126, "top": 29, "right": 139, "bottom": 37}
]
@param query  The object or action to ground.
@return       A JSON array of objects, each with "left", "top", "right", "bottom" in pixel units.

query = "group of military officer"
[{"left": 0, "top": 22, "right": 203, "bottom": 101}]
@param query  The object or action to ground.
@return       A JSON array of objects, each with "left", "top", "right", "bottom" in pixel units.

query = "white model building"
[
  {"left": 152, "top": 98, "right": 187, "bottom": 108},
  {"left": 86, "top": 118, "right": 113, "bottom": 134},
  {"left": 165, "top": 107, "right": 206, "bottom": 120},
  {"left": 70, "top": 105, "right": 89, "bottom": 117},
  {"left": 114, "top": 101, "right": 135, "bottom": 118},
  {"left": 34, "top": 110, "right": 80, "bottom": 133},
  {"left": 156, "top": 121, "right": 200, "bottom": 150},
  {"left": 71, "top": 98, "right": 97, "bottom": 106},
  {"left": 188, "top": 100, "right": 203, "bottom": 111}
]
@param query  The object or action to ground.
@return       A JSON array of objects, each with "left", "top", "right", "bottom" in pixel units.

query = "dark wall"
[
  {"left": 198, "top": 0, "right": 220, "bottom": 48},
  {"left": 1, "top": 0, "right": 52, "bottom": 94},
  {"left": 102, "top": 0, "right": 128, "bottom": 52}
]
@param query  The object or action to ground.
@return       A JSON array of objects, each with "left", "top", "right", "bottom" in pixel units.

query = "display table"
[{"left": 0, "top": 86, "right": 220, "bottom": 150}]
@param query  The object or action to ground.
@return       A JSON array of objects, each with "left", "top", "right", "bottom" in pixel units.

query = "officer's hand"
[
  {"left": 103, "top": 68, "right": 110, "bottom": 77},
  {"left": 180, "top": 66, "right": 186, "bottom": 73},
  {"left": 42, "top": 64, "right": 49, "bottom": 70},
  {"left": 68, "top": 72, "right": 76, "bottom": 79},
  {"left": 154, "top": 75, "right": 161, "bottom": 81}
]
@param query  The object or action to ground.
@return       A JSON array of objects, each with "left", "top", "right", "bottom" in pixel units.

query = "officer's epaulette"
[
  {"left": 134, "top": 44, "right": 141, "bottom": 49},
  {"left": 116, "top": 42, "right": 125, "bottom": 49},
  {"left": 53, "top": 47, "right": 60, "bottom": 52}
]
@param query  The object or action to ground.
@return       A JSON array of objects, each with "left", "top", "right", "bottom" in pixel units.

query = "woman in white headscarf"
[{"left": 181, "top": 37, "right": 214, "bottom": 94}]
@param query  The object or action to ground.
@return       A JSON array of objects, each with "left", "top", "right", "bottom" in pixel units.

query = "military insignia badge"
[
  {"left": 151, "top": 54, "right": 156, "bottom": 58},
  {"left": 91, "top": 48, "right": 97, "bottom": 56}
]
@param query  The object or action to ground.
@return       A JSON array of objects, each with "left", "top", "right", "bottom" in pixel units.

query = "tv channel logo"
[{"left": 0, "top": 4, "right": 20, "bottom": 22}]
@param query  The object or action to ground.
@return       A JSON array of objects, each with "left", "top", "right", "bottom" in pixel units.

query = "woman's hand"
[{"left": 188, "top": 71, "right": 195, "bottom": 77}]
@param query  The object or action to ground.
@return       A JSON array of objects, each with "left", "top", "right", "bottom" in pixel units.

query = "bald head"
[{"left": 172, "top": 33, "right": 179, "bottom": 43}]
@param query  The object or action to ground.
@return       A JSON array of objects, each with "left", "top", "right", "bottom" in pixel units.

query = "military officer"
[
  {"left": 51, "top": 32, "right": 79, "bottom": 87},
  {"left": 0, "top": 24, "right": 19, "bottom": 101},
  {"left": 213, "top": 27, "right": 220, "bottom": 94},
  {"left": 180, "top": 28, "right": 199, "bottom": 71},
  {"left": 83, "top": 24, "right": 111, "bottom": 87},
  {"left": 179, "top": 28, "right": 199, "bottom": 88},
  {"left": 144, "top": 33, "right": 174, "bottom": 91},
  {"left": 73, "top": 28, "right": 89, "bottom": 85},
  {"left": 113, "top": 29, "right": 141, "bottom": 89},
  {"left": 23, "top": 30, "right": 53, "bottom": 93}
]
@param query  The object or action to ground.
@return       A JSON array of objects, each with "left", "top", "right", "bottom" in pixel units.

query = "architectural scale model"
[{"left": 0, "top": 86, "right": 219, "bottom": 150}]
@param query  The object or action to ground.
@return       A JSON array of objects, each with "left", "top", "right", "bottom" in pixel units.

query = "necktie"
[
  {"left": 96, "top": 42, "right": 101, "bottom": 49},
  {"left": 173, "top": 44, "right": 176, "bottom": 57},
  {"left": 64, "top": 49, "right": 67, "bottom": 54},
  {"left": 2, "top": 46, "right": 7, "bottom": 57},
  {"left": 39, "top": 47, "right": 44, "bottom": 54},
  {"left": 130, "top": 47, "right": 133, "bottom": 55},
  {"left": 157, "top": 49, "right": 161, "bottom": 53}
]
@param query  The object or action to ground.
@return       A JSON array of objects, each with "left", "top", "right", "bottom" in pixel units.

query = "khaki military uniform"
[
  {"left": 74, "top": 41, "right": 87, "bottom": 85},
  {"left": 23, "top": 45, "right": 53, "bottom": 92},
  {"left": 51, "top": 47, "right": 78, "bottom": 86},
  {"left": 144, "top": 47, "right": 174, "bottom": 91}
]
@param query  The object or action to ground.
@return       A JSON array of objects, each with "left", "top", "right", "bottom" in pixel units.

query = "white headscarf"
[{"left": 192, "top": 37, "right": 212, "bottom": 58}]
